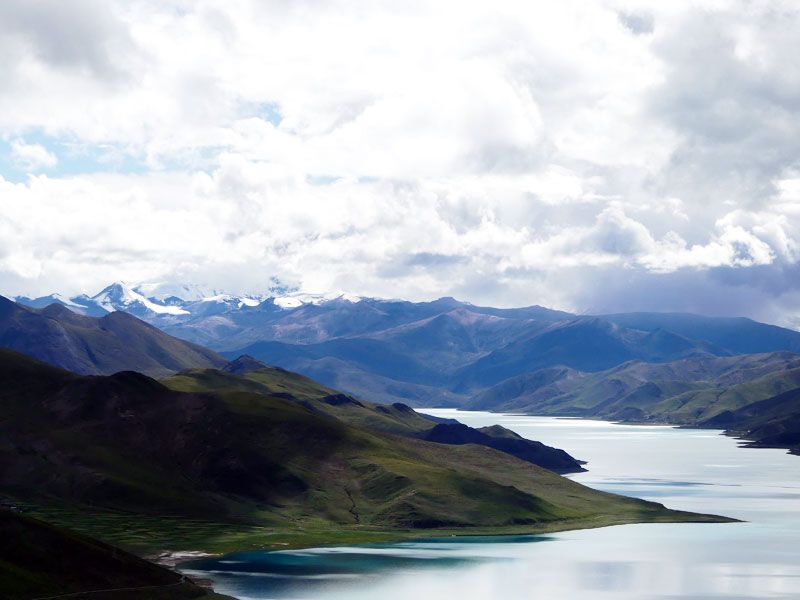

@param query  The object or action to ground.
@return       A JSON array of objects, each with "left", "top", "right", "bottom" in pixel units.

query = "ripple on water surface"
[{"left": 183, "top": 412, "right": 800, "bottom": 600}]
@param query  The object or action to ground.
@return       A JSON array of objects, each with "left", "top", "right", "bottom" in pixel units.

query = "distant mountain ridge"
[
  {"left": 13, "top": 283, "right": 800, "bottom": 407},
  {"left": 468, "top": 352, "right": 800, "bottom": 415},
  {"left": 15, "top": 281, "right": 361, "bottom": 320},
  {"left": 0, "top": 295, "right": 226, "bottom": 378},
  {"left": 467, "top": 351, "right": 800, "bottom": 454}
]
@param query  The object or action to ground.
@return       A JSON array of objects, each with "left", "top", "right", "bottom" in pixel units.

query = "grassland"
[
  {"left": 163, "top": 366, "right": 438, "bottom": 435},
  {"left": 0, "top": 346, "right": 734, "bottom": 599},
  {"left": 12, "top": 495, "right": 728, "bottom": 560},
  {"left": 0, "top": 509, "right": 232, "bottom": 600},
  {"left": 468, "top": 352, "right": 800, "bottom": 454}
]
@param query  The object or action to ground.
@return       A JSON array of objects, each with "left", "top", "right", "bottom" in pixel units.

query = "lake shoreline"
[
  {"left": 183, "top": 413, "right": 800, "bottom": 599},
  {"left": 157, "top": 510, "right": 736, "bottom": 567},
  {"left": 441, "top": 408, "right": 800, "bottom": 456}
]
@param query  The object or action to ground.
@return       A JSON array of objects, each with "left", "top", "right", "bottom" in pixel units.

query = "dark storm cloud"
[{"left": 573, "top": 266, "right": 788, "bottom": 322}]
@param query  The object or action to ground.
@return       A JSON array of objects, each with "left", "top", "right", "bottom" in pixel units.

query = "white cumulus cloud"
[
  {"left": 10, "top": 139, "right": 57, "bottom": 171},
  {"left": 0, "top": 0, "right": 800, "bottom": 326}
]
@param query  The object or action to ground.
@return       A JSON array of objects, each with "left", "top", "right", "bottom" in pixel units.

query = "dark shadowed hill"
[
  {"left": 419, "top": 423, "right": 586, "bottom": 474},
  {"left": 0, "top": 509, "right": 229, "bottom": 600},
  {"left": 163, "top": 363, "right": 586, "bottom": 473},
  {"left": 0, "top": 347, "right": 726, "bottom": 554},
  {"left": 700, "top": 387, "right": 800, "bottom": 454},
  {"left": 0, "top": 295, "right": 227, "bottom": 378}
]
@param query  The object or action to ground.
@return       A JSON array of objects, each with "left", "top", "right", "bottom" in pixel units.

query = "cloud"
[
  {"left": 0, "top": 1, "right": 799, "bottom": 327},
  {"left": 618, "top": 11, "right": 654, "bottom": 35},
  {"left": 0, "top": 0, "right": 135, "bottom": 78},
  {"left": 10, "top": 139, "right": 58, "bottom": 171}
]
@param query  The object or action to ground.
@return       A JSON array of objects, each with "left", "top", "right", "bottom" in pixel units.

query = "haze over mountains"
[
  {"left": 16, "top": 282, "right": 800, "bottom": 407},
  {"left": 9, "top": 283, "right": 800, "bottom": 455},
  {"left": 10, "top": 287, "right": 719, "bottom": 596},
  {"left": 2, "top": 279, "right": 798, "bottom": 595}
]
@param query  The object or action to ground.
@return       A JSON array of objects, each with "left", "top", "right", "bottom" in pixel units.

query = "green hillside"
[
  {"left": 468, "top": 352, "right": 800, "bottom": 453},
  {"left": 0, "top": 347, "right": 729, "bottom": 560},
  {"left": 701, "top": 387, "right": 800, "bottom": 454},
  {"left": 164, "top": 365, "right": 439, "bottom": 436},
  {"left": 0, "top": 509, "right": 230, "bottom": 600},
  {"left": 163, "top": 364, "right": 586, "bottom": 472}
]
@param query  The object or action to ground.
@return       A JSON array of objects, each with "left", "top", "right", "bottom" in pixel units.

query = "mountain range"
[
  {"left": 15, "top": 283, "right": 800, "bottom": 407},
  {"left": 2, "top": 283, "right": 791, "bottom": 596},
  {"left": 469, "top": 351, "right": 800, "bottom": 413},
  {"left": 8, "top": 285, "right": 800, "bottom": 454},
  {"left": 0, "top": 295, "right": 226, "bottom": 378}
]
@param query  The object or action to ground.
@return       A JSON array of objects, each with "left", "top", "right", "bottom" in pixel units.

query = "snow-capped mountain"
[
  {"left": 92, "top": 282, "right": 190, "bottom": 316},
  {"left": 13, "top": 292, "right": 91, "bottom": 311},
  {"left": 132, "top": 282, "right": 216, "bottom": 303},
  {"left": 272, "top": 290, "right": 363, "bottom": 308},
  {"left": 14, "top": 292, "right": 108, "bottom": 317},
  {"left": 15, "top": 282, "right": 363, "bottom": 322},
  {"left": 14, "top": 282, "right": 800, "bottom": 411}
]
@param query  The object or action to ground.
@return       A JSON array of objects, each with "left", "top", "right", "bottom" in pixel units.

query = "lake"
[{"left": 183, "top": 410, "right": 800, "bottom": 599}]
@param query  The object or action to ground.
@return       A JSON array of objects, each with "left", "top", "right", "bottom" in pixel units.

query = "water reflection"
[{"left": 183, "top": 412, "right": 800, "bottom": 599}]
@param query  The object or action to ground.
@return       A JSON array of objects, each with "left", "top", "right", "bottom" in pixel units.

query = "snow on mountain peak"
[
  {"left": 48, "top": 293, "right": 86, "bottom": 308},
  {"left": 18, "top": 281, "right": 365, "bottom": 320},
  {"left": 92, "top": 281, "right": 189, "bottom": 315},
  {"left": 272, "top": 290, "right": 362, "bottom": 308},
  {"left": 133, "top": 282, "right": 214, "bottom": 303}
]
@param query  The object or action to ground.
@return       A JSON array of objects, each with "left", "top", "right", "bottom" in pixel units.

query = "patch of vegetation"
[
  {"left": 468, "top": 352, "right": 800, "bottom": 454},
  {"left": 163, "top": 366, "right": 436, "bottom": 435},
  {"left": 0, "top": 346, "right": 733, "bottom": 600},
  {"left": 0, "top": 509, "right": 231, "bottom": 600}
]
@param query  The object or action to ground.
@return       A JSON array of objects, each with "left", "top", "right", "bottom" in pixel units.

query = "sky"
[{"left": 1, "top": 0, "right": 800, "bottom": 326}]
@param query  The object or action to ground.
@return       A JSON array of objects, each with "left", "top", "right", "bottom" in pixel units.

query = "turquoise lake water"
[{"left": 183, "top": 411, "right": 800, "bottom": 599}]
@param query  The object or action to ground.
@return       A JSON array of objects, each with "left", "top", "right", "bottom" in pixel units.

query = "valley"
[
  {"left": 3, "top": 288, "right": 800, "bottom": 598},
  {"left": 15, "top": 285, "right": 800, "bottom": 454},
  {"left": 1, "top": 344, "right": 720, "bottom": 555},
  {"left": 5, "top": 5, "right": 798, "bottom": 598}
]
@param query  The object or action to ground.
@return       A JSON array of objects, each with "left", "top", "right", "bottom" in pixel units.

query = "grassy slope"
[
  {"left": 0, "top": 348, "right": 729, "bottom": 560},
  {"left": 469, "top": 353, "right": 800, "bottom": 412},
  {"left": 163, "top": 367, "right": 587, "bottom": 473},
  {"left": 468, "top": 352, "right": 800, "bottom": 453},
  {"left": 701, "top": 387, "right": 800, "bottom": 454},
  {"left": 164, "top": 366, "right": 438, "bottom": 436},
  {"left": 0, "top": 509, "right": 231, "bottom": 600}
]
